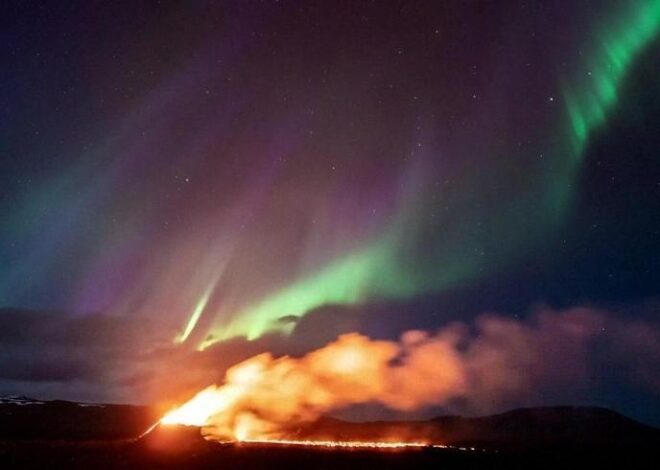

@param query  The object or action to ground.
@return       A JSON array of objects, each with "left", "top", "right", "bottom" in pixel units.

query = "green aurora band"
[{"left": 183, "top": 0, "right": 660, "bottom": 348}]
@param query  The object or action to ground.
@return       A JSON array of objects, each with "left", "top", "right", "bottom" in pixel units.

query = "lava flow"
[{"left": 218, "top": 438, "right": 449, "bottom": 450}]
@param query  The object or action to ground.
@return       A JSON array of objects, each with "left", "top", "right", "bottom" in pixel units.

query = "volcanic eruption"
[
  {"left": 154, "top": 304, "right": 660, "bottom": 450},
  {"left": 156, "top": 330, "right": 470, "bottom": 448}
]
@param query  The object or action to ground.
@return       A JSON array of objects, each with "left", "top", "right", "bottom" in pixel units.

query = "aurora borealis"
[
  {"left": 1, "top": 0, "right": 660, "bottom": 425},
  {"left": 175, "top": 0, "right": 660, "bottom": 345}
]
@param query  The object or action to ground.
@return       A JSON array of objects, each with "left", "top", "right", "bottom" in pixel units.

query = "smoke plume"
[{"left": 161, "top": 306, "right": 660, "bottom": 440}]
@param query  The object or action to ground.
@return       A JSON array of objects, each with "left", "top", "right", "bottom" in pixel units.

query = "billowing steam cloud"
[{"left": 161, "top": 307, "right": 660, "bottom": 440}]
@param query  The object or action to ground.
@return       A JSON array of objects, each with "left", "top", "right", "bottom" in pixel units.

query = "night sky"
[{"left": 1, "top": 1, "right": 660, "bottom": 425}]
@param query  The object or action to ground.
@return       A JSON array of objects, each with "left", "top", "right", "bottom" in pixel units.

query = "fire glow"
[
  {"left": 158, "top": 308, "right": 630, "bottom": 447},
  {"left": 158, "top": 330, "right": 470, "bottom": 446}
]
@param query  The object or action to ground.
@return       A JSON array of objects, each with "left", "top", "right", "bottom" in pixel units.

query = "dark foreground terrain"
[
  {"left": 1, "top": 435, "right": 658, "bottom": 470},
  {"left": 0, "top": 396, "right": 659, "bottom": 469}
]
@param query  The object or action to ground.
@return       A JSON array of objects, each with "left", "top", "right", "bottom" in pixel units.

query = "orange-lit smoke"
[
  {"left": 161, "top": 330, "right": 469, "bottom": 440},
  {"left": 159, "top": 307, "right": 637, "bottom": 442}
]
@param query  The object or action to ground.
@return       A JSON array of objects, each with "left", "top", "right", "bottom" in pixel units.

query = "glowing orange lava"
[{"left": 233, "top": 438, "right": 449, "bottom": 450}]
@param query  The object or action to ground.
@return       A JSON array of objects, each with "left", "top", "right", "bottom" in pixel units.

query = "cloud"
[
  {"left": 0, "top": 304, "right": 658, "bottom": 418},
  {"left": 0, "top": 308, "right": 171, "bottom": 403}
]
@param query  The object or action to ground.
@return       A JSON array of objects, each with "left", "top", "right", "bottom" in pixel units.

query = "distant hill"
[
  {"left": 293, "top": 406, "right": 660, "bottom": 450},
  {"left": 1, "top": 396, "right": 659, "bottom": 452},
  {"left": 0, "top": 395, "right": 158, "bottom": 440},
  {"left": 430, "top": 406, "right": 660, "bottom": 449}
]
